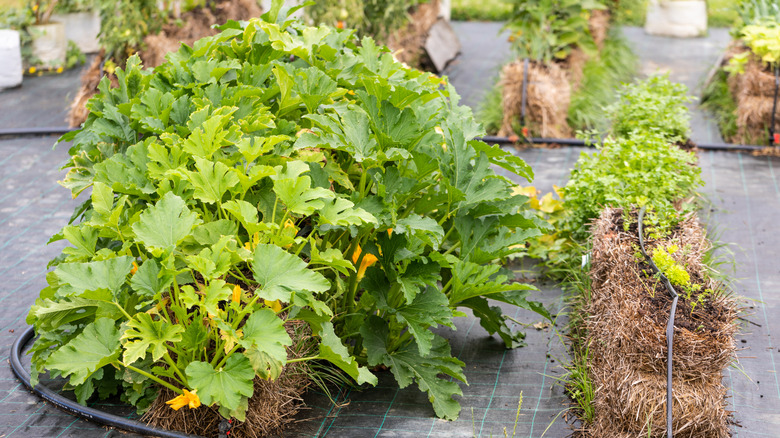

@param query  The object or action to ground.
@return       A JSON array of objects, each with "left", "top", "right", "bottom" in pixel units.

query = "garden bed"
[{"left": 586, "top": 208, "right": 737, "bottom": 437}]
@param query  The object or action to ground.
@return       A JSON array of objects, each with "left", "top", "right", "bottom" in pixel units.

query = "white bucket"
[
  {"left": 29, "top": 21, "right": 67, "bottom": 66},
  {"left": 645, "top": 0, "right": 708, "bottom": 38},
  {"left": 0, "top": 29, "right": 23, "bottom": 89},
  {"left": 51, "top": 11, "right": 101, "bottom": 53}
]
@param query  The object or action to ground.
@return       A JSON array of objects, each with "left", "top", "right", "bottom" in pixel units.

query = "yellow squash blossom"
[
  {"left": 264, "top": 299, "right": 282, "bottom": 312},
  {"left": 166, "top": 388, "right": 200, "bottom": 410},
  {"left": 231, "top": 284, "right": 242, "bottom": 303},
  {"left": 130, "top": 261, "right": 139, "bottom": 275},
  {"left": 351, "top": 244, "right": 378, "bottom": 281}
]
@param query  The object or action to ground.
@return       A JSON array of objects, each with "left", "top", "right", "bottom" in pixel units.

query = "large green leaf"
[
  {"left": 183, "top": 157, "right": 240, "bottom": 204},
  {"left": 28, "top": 296, "right": 121, "bottom": 331},
  {"left": 317, "top": 197, "right": 377, "bottom": 227},
  {"left": 393, "top": 288, "right": 454, "bottom": 356},
  {"left": 46, "top": 318, "right": 121, "bottom": 386},
  {"left": 240, "top": 308, "right": 291, "bottom": 379},
  {"left": 318, "top": 322, "right": 377, "bottom": 385},
  {"left": 130, "top": 259, "right": 173, "bottom": 298},
  {"left": 459, "top": 297, "right": 525, "bottom": 349},
  {"left": 251, "top": 244, "right": 329, "bottom": 302},
  {"left": 360, "top": 316, "right": 465, "bottom": 420},
  {"left": 121, "top": 313, "right": 185, "bottom": 365},
  {"left": 270, "top": 161, "right": 334, "bottom": 215},
  {"left": 448, "top": 261, "right": 534, "bottom": 305},
  {"left": 186, "top": 354, "right": 255, "bottom": 411},
  {"left": 132, "top": 192, "right": 201, "bottom": 253},
  {"left": 54, "top": 256, "right": 134, "bottom": 297}
]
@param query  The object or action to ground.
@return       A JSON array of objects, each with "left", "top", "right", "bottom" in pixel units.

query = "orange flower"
[
  {"left": 231, "top": 284, "right": 242, "bottom": 304},
  {"left": 351, "top": 244, "right": 378, "bottom": 280},
  {"left": 336, "top": 20, "right": 345, "bottom": 29},
  {"left": 166, "top": 389, "right": 200, "bottom": 410},
  {"left": 130, "top": 261, "right": 139, "bottom": 275}
]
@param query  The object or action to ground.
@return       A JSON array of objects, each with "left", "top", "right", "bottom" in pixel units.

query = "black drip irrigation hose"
[
  {"left": 0, "top": 126, "right": 77, "bottom": 137},
  {"left": 10, "top": 325, "right": 203, "bottom": 438},
  {"left": 520, "top": 58, "right": 528, "bottom": 132},
  {"left": 478, "top": 135, "right": 770, "bottom": 151},
  {"left": 637, "top": 207, "right": 679, "bottom": 438},
  {"left": 770, "top": 65, "right": 779, "bottom": 146}
]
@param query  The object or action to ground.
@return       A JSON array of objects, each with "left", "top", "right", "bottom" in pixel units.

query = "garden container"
[
  {"left": 0, "top": 29, "right": 23, "bottom": 89},
  {"left": 51, "top": 11, "right": 101, "bottom": 53},
  {"left": 645, "top": 0, "right": 707, "bottom": 38},
  {"left": 29, "top": 21, "right": 66, "bottom": 66}
]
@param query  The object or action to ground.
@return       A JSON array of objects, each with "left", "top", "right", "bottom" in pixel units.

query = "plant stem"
[
  {"left": 163, "top": 352, "right": 188, "bottom": 385},
  {"left": 286, "top": 355, "right": 320, "bottom": 363},
  {"left": 122, "top": 363, "right": 184, "bottom": 394}
]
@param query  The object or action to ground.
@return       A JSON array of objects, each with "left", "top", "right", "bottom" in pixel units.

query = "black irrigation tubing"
[
  {"left": 0, "top": 126, "right": 77, "bottom": 136},
  {"left": 520, "top": 58, "right": 529, "bottom": 130},
  {"left": 637, "top": 206, "right": 679, "bottom": 438},
  {"left": 770, "top": 65, "right": 779, "bottom": 146},
  {"left": 10, "top": 325, "right": 203, "bottom": 438},
  {"left": 478, "top": 135, "right": 770, "bottom": 151}
]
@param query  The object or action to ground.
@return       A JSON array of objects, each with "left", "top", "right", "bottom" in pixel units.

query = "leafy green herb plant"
[{"left": 28, "top": 1, "right": 549, "bottom": 422}]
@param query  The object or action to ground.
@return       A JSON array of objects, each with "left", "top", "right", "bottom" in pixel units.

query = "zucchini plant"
[{"left": 27, "top": 0, "right": 549, "bottom": 422}]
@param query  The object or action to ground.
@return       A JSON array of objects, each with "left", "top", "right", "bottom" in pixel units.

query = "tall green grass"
[
  {"left": 568, "top": 28, "right": 637, "bottom": 132},
  {"left": 701, "top": 69, "right": 740, "bottom": 143},
  {"left": 451, "top": 0, "right": 512, "bottom": 21}
]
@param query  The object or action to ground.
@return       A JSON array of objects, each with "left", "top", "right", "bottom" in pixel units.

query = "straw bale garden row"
[{"left": 2, "top": 0, "right": 775, "bottom": 437}]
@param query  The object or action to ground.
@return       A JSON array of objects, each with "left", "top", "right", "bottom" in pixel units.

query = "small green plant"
[
  {"left": 608, "top": 74, "right": 695, "bottom": 143},
  {"left": 562, "top": 131, "right": 702, "bottom": 241},
  {"left": 737, "top": 22, "right": 780, "bottom": 66},
  {"left": 651, "top": 244, "right": 692, "bottom": 288}
]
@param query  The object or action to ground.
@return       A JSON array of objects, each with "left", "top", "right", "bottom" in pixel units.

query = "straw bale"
[
  {"left": 585, "top": 208, "right": 737, "bottom": 437},
  {"left": 590, "top": 364, "right": 730, "bottom": 437},
  {"left": 499, "top": 60, "right": 572, "bottom": 138},
  {"left": 724, "top": 45, "right": 780, "bottom": 144},
  {"left": 589, "top": 9, "right": 611, "bottom": 51},
  {"left": 386, "top": 0, "right": 439, "bottom": 69}
]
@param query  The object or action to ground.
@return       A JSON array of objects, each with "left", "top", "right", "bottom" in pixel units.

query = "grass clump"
[
  {"left": 451, "top": 0, "right": 512, "bottom": 21},
  {"left": 568, "top": 28, "right": 637, "bottom": 132},
  {"left": 701, "top": 69, "right": 740, "bottom": 142}
]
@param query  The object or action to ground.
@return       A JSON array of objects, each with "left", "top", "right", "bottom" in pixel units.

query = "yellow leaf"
[{"left": 512, "top": 186, "right": 538, "bottom": 198}]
